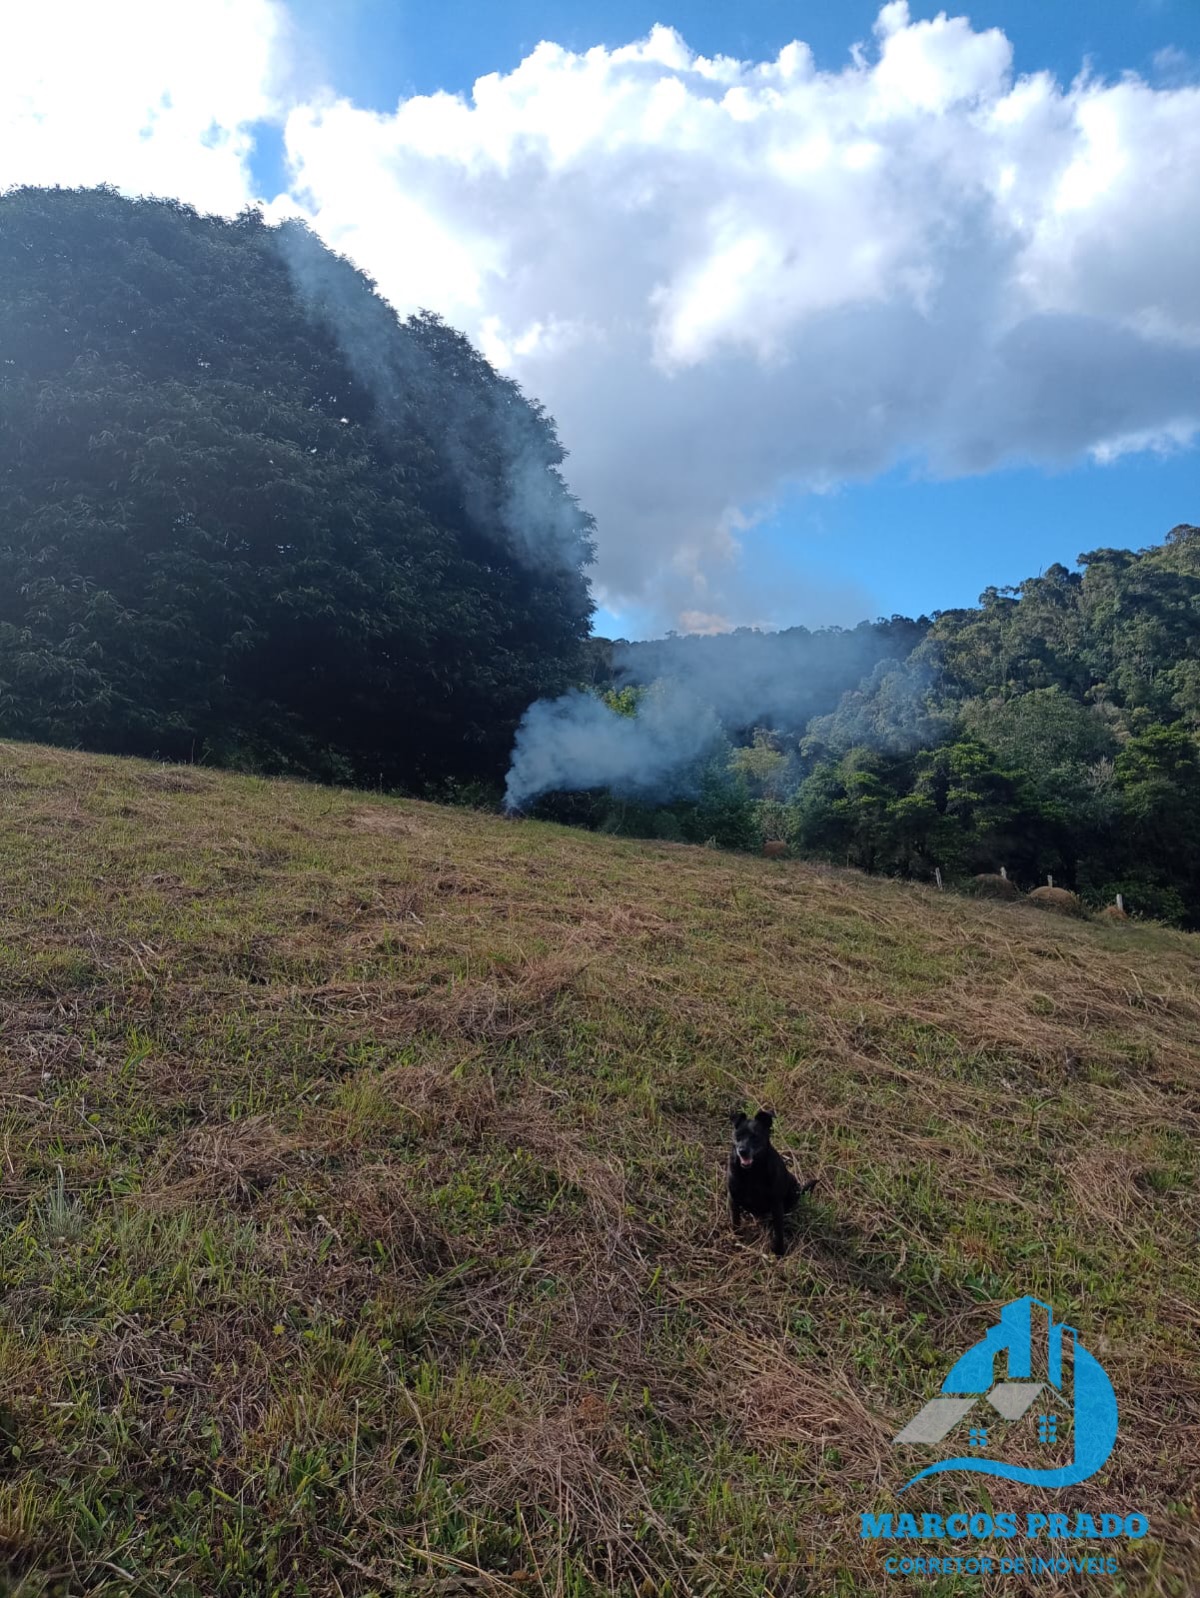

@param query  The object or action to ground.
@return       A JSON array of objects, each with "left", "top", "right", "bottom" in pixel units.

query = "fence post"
[{"left": 935, "top": 867, "right": 943, "bottom": 892}]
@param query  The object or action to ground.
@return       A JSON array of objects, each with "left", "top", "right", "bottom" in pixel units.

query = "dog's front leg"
[
  {"left": 770, "top": 1199, "right": 786, "bottom": 1256},
  {"left": 729, "top": 1190, "right": 742, "bottom": 1230}
]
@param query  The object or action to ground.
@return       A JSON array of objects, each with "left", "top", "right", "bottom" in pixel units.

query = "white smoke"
[
  {"left": 276, "top": 218, "right": 593, "bottom": 577},
  {"left": 611, "top": 619, "right": 927, "bottom": 730},
  {"left": 504, "top": 683, "right": 725, "bottom": 811},
  {"left": 504, "top": 611, "right": 941, "bottom": 809},
  {"left": 801, "top": 651, "right": 951, "bottom": 759}
]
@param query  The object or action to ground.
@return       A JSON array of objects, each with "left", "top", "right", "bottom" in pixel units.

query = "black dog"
[{"left": 728, "top": 1109, "right": 816, "bottom": 1256}]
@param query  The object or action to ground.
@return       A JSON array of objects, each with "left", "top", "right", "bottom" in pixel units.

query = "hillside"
[
  {"left": 0, "top": 187, "right": 594, "bottom": 789},
  {"left": 0, "top": 741, "right": 1197, "bottom": 1597},
  {"left": 563, "top": 528, "right": 1200, "bottom": 929}
]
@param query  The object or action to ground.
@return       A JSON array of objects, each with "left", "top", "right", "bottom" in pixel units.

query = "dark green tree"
[
  {"left": 792, "top": 527, "right": 1200, "bottom": 917},
  {"left": 1109, "top": 723, "right": 1200, "bottom": 920},
  {"left": 0, "top": 186, "right": 595, "bottom": 787}
]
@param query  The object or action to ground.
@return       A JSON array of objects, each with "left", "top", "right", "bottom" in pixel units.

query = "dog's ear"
[
  {"left": 753, "top": 1109, "right": 775, "bottom": 1131},
  {"left": 730, "top": 1110, "right": 747, "bottom": 1127}
]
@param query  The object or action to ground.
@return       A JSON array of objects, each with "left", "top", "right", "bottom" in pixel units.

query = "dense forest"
[
  {"left": 0, "top": 186, "right": 595, "bottom": 788},
  {"left": 576, "top": 531, "right": 1200, "bottom": 926},
  {"left": 2, "top": 188, "right": 1198, "bottom": 924}
]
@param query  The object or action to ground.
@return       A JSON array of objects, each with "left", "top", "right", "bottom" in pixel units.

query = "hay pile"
[
  {"left": 1027, "top": 885, "right": 1086, "bottom": 917},
  {"left": 972, "top": 872, "right": 1019, "bottom": 900}
]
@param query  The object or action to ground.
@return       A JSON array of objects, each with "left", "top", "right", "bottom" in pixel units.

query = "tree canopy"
[
  {"left": 572, "top": 527, "right": 1200, "bottom": 926},
  {"left": 0, "top": 186, "right": 594, "bottom": 786},
  {"left": 3, "top": 188, "right": 1197, "bottom": 925},
  {"left": 781, "top": 528, "right": 1200, "bottom": 924}
]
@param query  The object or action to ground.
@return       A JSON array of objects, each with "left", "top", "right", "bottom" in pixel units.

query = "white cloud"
[
  {"left": 275, "top": 8, "right": 1200, "bottom": 628},
  {"left": 1150, "top": 46, "right": 1198, "bottom": 89},
  {"left": 0, "top": 0, "right": 288, "bottom": 215},
  {"left": 2, "top": 2, "right": 1198, "bottom": 631}
]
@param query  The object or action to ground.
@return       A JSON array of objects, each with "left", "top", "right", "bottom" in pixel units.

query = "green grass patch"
[{"left": 0, "top": 742, "right": 1196, "bottom": 1595}]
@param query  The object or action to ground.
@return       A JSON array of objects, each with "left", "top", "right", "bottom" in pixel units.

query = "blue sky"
[
  {"left": 283, "top": 0, "right": 1197, "bottom": 114},
  {"left": 746, "top": 447, "right": 1200, "bottom": 622},
  {"left": 5, "top": 0, "right": 1196, "bottom": 639},
  {"left": 271, "top": 0, "right": 1198, "bottom": 636}
]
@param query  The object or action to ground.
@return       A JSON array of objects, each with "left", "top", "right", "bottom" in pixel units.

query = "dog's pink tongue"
[{"left": 739, "top": 1155, "right": 753, "bottom": 1166}]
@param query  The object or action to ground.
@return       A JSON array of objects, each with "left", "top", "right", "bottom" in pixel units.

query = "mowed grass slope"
[{"left": 0, "top": 742, "right": 1197, "bottom": 1598}]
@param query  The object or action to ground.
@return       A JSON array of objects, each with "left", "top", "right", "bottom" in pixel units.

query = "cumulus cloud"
[
  {"left": 272, "top": 3, "right": 1200, "bottom": 629},
  {"left": 0, "top": 0, "right": 288, "bottom": 215},
  {"left": 3, "top": 1, "right": 1199, "bottom": 631}
]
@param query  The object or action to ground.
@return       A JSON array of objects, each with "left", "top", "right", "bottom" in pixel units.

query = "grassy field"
[{"left": 0, "top": 741, "right": 1197, "bottom": 1598}]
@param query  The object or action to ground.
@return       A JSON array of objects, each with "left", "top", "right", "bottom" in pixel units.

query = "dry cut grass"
[{"left": 0, "top": 741, "right": 1197, "bottom": 1597}]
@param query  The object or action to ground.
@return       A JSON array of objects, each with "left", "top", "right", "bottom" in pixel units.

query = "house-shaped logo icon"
[{"left": 892, "top": 1296, "right": 1117, "bottom": 1491}]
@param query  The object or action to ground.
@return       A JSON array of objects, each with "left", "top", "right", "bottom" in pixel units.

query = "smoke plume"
[
  {"left": 503, "top": 683, "right": 724, "bottom": 811},
  {"left": 503, "top": 615, "right": 942, "bottom": 809},
  {"left": 612, "top": 619, "right": 926, "bottom": 731},
  {"left": 800, "top": 651, "right": 950, "bottom": 759},
  {"left": 276, "top": 218, "right": 594, "bottom": 577}
]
